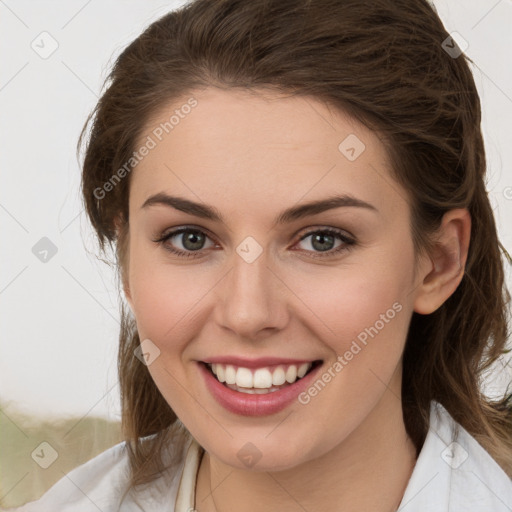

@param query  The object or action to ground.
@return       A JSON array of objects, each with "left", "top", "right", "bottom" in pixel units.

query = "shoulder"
[
  {"left": 441, "top": 402, "right": 512, "bottom": 511},
  {"left": 399, "top": 401, "right": 512, "bottom": 511},
  {"left": 4, "top": 435, "right": 191, "bottom": 512},
  {"left": 3, "top": 441, "right": 131, "bottom": 512}
]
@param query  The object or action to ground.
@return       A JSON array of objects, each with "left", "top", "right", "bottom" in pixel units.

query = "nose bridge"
[{"left": 216, "top": 240, "right": 287, "bottom": 337}]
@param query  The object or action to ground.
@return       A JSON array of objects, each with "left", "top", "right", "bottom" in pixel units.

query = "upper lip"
[{"left": 201, "top": 356, "right": 321, "bottom": 368}]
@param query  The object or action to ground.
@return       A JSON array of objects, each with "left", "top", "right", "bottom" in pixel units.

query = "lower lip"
[{"left": 198, "top": 361, "right": 323, "bottom": 416}]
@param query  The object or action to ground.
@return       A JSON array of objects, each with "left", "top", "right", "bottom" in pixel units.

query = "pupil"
[
  {"left": 183, "top": 231, "right": 204, "bottom": 250},
  {"left": 312, "top": 233, "right": 334, "bottom": 252}
]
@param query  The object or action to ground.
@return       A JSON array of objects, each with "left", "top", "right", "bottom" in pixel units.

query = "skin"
[{"left": 122, "top": 86, "right": 471, "bottom": 512}]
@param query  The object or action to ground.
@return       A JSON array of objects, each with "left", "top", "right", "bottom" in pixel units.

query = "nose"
[{"left": 215, "top": 247, "right": 289, "bottom": 339}]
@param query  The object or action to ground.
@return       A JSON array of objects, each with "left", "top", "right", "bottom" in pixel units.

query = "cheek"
[
  {"left": 128, "top": 225, "right": 415, "bottom": 361},
  {"left": 127, "top": 243, "right": 216, "bottom": 346},
  {"left": 288, "top": 246, "right": 415, "bottom": 385},
  {"left": 299, "top": 250, "right": 412, "bottom": 334},
  {"left": 285, "top": 261, "right": 413, "bottom": 434}
]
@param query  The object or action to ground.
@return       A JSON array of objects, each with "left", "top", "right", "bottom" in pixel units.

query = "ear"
[
  {"left": 113, "top": 213, "right": 124, "bottom": 235},
  {"left": 123, "top": 271, "right": 134, "bottom": 312},
  {"left": 413, "top": 208, "right": 471, "bottom": 315},
  {"left": 114, "top": 214, "right": 134, "bottom": 311}
]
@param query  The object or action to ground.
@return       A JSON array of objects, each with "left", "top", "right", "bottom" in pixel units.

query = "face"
[{"left": 123, "top": 86, "right": 427, "bottom": 471}]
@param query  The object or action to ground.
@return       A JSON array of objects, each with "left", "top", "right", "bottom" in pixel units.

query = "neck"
[{"left": 195, "top": 391, "right": 417, "bottom": 512}]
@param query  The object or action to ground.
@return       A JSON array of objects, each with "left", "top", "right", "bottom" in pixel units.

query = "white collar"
[{"left": 398, "top": 401, "right": 512, "bottom": 510}]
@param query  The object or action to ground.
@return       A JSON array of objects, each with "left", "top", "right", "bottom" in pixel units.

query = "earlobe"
[
  {"left": 121, "top": 265, "right": 135, "bottom": 313},
  {"left": 413, "top": 208, "right": 471, "bottom": 315},
  {"left": 123, "top": 279, "right": 134, "bottom": 311},
  {"left": 114, "top": 213, "right": 124, "bottom": 235},
  {"left": 114, "top": 214, "right": 134, "bottom": 311}
]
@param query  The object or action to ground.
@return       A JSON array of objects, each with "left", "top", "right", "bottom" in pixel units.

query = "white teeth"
[
  {"left": 232, "top": 385, "right": 278, "bottom": 394},
  {"left": 253, "top": 368, "right": 273, "bottom": 388},
  {"left": 208, "top": 361, "right": 315, "bottom": 389},
  {"left": 285, "top": 365, "right": 297, "bottom": 383},
  {"left": 236, "top": 367, "right": 254, "bottom": 388},
  {"left": 297, "top": 363, "right": 310, "bottom": 378},
  {"left": 215, "top": 364, "right": 226, "bottom": 383},
  {"left": 272, "top": 366, "right": 286, "bottom": 386},
  {"left": 227, "top": 384, "right": 282, "bottom": 394},
  {"left": 225, "top": 365, "right": 236, "bottom": 384}
]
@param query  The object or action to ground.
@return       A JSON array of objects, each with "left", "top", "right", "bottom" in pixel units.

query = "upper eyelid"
[
  {"left": 156, "top": 225, "right": 217, "bottom": 243},
  {"left": 298, "top": 227, "right": 354, "bottom": 240},
  {"left": 157, "top": 225, "right": 355, "bottom": 245}
]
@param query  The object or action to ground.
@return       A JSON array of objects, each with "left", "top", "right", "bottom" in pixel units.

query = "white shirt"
[{"left": 5, "top": 401, "right": 512, "bottom": 511}]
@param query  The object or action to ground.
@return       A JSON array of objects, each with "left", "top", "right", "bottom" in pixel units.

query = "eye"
[
  {"left": 153, "top": 226, "right": 356, "bottom": 259},
  {"left": 153, "top": 227, "right": 216, "bottom": 259},
  {"left": 293, "top": 228, "right": 355, "bottom": 257}
]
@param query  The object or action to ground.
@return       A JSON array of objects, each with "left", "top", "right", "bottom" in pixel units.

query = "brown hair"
[{"left": 78, "top": 0, "right": 512, "bottom": 490}]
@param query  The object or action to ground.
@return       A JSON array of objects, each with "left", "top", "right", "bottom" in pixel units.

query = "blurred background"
[{"left": 1, "top": 0, "right": 511, "bottom": 508}]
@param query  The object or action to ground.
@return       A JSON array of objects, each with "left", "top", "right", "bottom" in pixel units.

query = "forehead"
[{"left": 129, "top": 87, "right": 406, "bottom": 221}]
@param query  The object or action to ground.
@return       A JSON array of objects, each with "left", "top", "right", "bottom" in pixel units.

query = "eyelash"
[{"left": 152, "top": 226, "right": 356, "bottom": 260}]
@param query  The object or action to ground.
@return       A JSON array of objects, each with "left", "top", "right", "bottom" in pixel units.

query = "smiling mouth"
[{"left": 202, "top": 360, "right": 323, "bottom": 394}]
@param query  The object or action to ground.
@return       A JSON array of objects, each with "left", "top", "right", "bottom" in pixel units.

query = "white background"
[{"left": 1, "top": 0, "right": 511, "bottom": 422}]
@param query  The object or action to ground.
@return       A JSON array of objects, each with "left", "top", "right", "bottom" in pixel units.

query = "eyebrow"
[{"left": 141, "top": 192, "right": 378, "bottom": 226}]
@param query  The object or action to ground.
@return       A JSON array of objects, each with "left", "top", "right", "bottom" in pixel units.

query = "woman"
[{"left": 9, "top": 0, "right": 512, "bottom": 510}]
